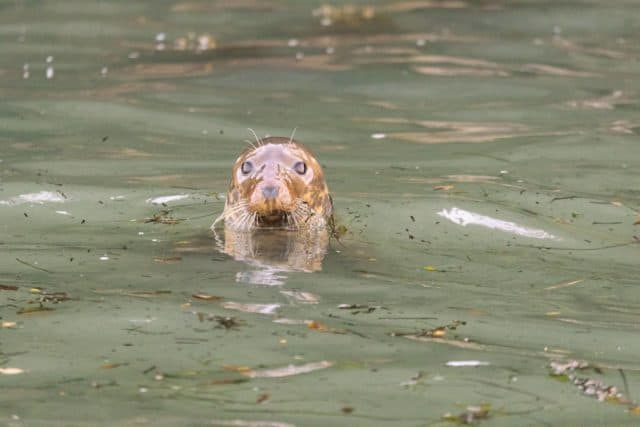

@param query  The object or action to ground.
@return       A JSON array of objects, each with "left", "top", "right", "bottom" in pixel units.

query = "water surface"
[{"left": 1, "top": 1, "right": 640, "bottom": 426}]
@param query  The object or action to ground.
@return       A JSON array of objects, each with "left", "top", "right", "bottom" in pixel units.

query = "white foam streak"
[
  {"left": 437, "top": 207, "right": 556, "bottom": 240},
  {"left": 146, "top": 194, "right": 189, "bottom": 205},
  {"left": 446, "top": 360, "right": 490, "bottom": 367},
  {"left": 0, "top": 191, "right": 66, "bottom": 206},
  {"left": 222, "top": 302, "right": 280, "bottom": 315}
]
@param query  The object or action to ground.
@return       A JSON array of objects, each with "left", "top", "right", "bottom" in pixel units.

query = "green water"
[{"left": 1, "top": 1, "right": 640, "bottom": 426}]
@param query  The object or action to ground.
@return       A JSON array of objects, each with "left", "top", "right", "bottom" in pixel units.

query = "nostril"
[{"left": 262, "top": 186, "right": 279, "bottom": 199}]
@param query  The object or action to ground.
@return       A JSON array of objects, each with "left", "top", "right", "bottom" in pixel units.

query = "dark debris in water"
[
  {"left": 16, "top": 257, "right": 54, "bottom": 273},
  {"left": 195, "top": 312, "right": 245, "bottom": 330},
  {"left": 400, "top": 371, "right": 424, "bottom": 387},
  {"left": 390, "top": 319, "right": 466, "bottom": 338},
  {"left": 213, "top": 315, "right": 243, "bottom": 330},
  {"left": 90, "top": 380, "right": 118, "bottom": 389},
  {"left": 337, "top": 303, "right": 386, "bottom": 314},
  {"left": 144, "top": 209, "right": 185, "bottom": 224},
  {"left": 330, "top": 222, "right": 349, "bottom": 240}
]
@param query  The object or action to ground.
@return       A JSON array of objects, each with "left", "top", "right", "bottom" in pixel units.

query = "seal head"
[{"left": 214, "top": 137, "right": 332, "bottom": 231}]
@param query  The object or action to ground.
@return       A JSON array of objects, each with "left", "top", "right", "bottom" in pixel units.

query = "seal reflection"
[{"left": 213, "top": 227, "right": 330, "bottom": 285}]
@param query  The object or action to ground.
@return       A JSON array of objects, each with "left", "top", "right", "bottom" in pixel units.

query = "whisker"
[
  {"left": 211, "top": 213, "right": 225, "bottom": 229},
  {"left": 215, "top": 200, "right": 250, "bottom": 227},
  {"left": 244, "top": 139, "right": 257, "bottom": 150},
  {"left": 240, "top": 211, "right": 255, "bottom": 231},
  {"left": 223, "top": 202, "right": 249, "bottom": 216},
  {"left": 246, "top": 212, "right": 257, "bottom": 231},
  {"left": 289, "top": 127, "right": 297, "bottom": 144},
  {"left": 234, "top": 212, "right": 249, "bottom": 231},
  {"left": 289, "top": 209, "right": 303, "bottom": 229},
  {"left": 242, "top": 212, "right": 253, "bottom": 230},
  {"left": 247, "top": 128, "right": 263, "bottom": 146},
  {"left": 224, "top": 201, "right": 251, "bottom": 215}
]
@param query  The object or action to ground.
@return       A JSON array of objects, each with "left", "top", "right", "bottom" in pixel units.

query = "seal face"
[{"left": 214, "top": 136, "right": 332, "bottom": 231}]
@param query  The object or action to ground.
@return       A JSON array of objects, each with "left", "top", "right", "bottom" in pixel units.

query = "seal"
[{"left": 213, "top": 136, "right": 333, "bottom": 231}]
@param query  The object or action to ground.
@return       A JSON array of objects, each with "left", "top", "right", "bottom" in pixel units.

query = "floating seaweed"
[
  {"left": 312, "top": 4, "right": 379, "bottom": 29},
  {"left": 101, "top": 362, "right": 127, "bottom": 369},
  {"left": 306, "top": 320, "right": 347, "bottom": 334},
  {"left": 153, "top": 256, "right": 183, "bottom": 263},
  {"left": 192, "top": 294, "right": 223, "bottom": 301},
  {"left": 442, "top": 404, "right": 492, "bottom": 425},
  {"left": 241, "top": 360, "right": 333, "bottom": 378},
  {"left": 34, "top": 290, "right": 73, "bottom": 304},
  {"left": 549, "top": 360, "right": 625, "bottom": 403},
  {"left": 93, "top": 289, "right": 172, "bottom": 298}
]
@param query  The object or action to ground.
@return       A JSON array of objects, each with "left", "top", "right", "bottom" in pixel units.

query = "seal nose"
[{"left": 262, "top": 186, "right": 279, "bottom": 200}]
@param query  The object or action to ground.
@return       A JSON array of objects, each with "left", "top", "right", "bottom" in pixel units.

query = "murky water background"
[{"left": 2, "top": 1, "right": 640, "bottom": 425}]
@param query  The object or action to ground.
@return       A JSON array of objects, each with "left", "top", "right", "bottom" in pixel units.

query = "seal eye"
[
  {"left": 241, "top": 161, "right": 253, "bottom": 175},
  {"left": 293, "top": 161, "right": 307, "bottom": 175}
]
